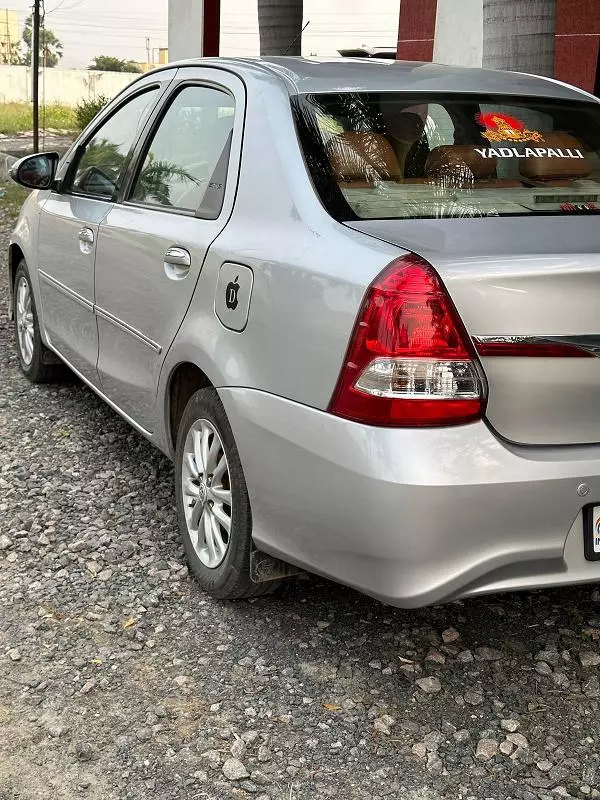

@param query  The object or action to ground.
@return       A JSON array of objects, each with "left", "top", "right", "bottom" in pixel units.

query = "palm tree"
[
  {"left": 482, "top": 0, "right": 556, "bottom": 77},
  {"left": 257, "top": 0, "right": 303, "bottom": 56}
]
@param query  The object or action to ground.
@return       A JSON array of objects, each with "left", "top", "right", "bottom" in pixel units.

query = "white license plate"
[{"left": 584, "top": 505, "right": 600, "bottom": 561}]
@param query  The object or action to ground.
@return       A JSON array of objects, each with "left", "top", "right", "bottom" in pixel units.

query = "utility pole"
[
  {"left": 146, "top": 36, "right": 151, "bottom": 66},
  {"left": 32, "top": 0, "right": 41, "bottom": 152}
]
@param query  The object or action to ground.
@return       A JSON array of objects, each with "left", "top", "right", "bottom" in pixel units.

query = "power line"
[{"left": 47, "top": 0, "right": 88, "bottom": 13}]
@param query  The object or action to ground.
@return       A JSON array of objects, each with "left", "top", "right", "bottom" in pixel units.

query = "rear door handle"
[
  {"left": 164, "top": 246, "right": 191, "bottom": 280},
  {"left": 164, "top": 247, "right": 191, "bottom": 267}
]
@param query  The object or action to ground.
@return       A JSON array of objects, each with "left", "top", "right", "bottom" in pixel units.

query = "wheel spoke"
[
  {"left": 201, "top": 425, "right": 211, "bottom": 477},
  {"left": 203, "top": 511, "right": 218, "bottom": 564},
  {"left": 206, "top": 436, "right": 220, "bottom": 475},
  {"left": 209, "top": 486, "right": 232, "bottom": 505},
  {"left": 212, "top": 454, "right": 227, "bottom": 484},
  {"left": 188, "top": 518, "right": 199, "bottom": 548},
  {"left": 184, "top": 452, "right": 197, "bottom": 479},
  {"left": 193, "top": 429, "right": 204, "bottom": 473},
  {"left": 184, "top": 478, "right": 200, "bottom": 499},
  {"left": 23, "top": 333, "right": 33, "bottom": 363},
  {"left": 211, "top": 502, "right": 231, "bottom": 534},
  {"left": 209, "top": 512, "right": 227, "bottom": 558},
  {"left": 190, "top": 497, "right": 204, "bottom": 530}
]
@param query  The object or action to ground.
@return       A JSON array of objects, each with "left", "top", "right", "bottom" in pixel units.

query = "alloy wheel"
[
  {"left": 15, "top": 276, "right": 34, "bottom": 366},
  {"left": 181, "top": 418, "right": 232, "bottom": 568}
]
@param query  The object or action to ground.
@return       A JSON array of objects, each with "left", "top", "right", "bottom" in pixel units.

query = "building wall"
[
  {"left": 555, "top": 0, "right": 600, "bottom": 93},
  {"left": 397, "top": 0, "right": 599, "bottom": 93},
  {"left": 433, "top": 0, "right": 483, "bottom": 67},
  {"left": 396, "top": 0, "right": 437, "bottom": 61},
  {"left": 0, "top": 65, "right": 136, "bottom": 105}
]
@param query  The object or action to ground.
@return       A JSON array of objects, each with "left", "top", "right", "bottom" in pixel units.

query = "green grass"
[
  {"left": 0, "top": 182, "right": 29, "bottom": 219},
  {"left": 0, "top": 102, "right": 77, "bottom": 134}
]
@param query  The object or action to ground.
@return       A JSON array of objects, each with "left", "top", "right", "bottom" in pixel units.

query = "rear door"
[
  {"left": 93, "top": 68, "right": 244, "bottom": 432},
  {"left": 37, "top": 82, "right": 166, "bottom": 382}
]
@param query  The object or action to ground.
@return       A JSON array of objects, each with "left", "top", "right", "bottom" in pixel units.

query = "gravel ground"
[{"left": 2, "top": 189, "right": 600, "bottom": 800}]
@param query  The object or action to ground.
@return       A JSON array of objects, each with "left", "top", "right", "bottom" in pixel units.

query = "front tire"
[
  {"left": 13, "top": 261, "right": 64, "bottom": 383},
  {"left": 175, "top": 387, "right": 276, "bottom": 600}
]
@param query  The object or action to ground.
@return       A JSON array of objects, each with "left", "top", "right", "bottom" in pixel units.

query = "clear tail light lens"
[{"left": 328, "top": 254, "right": 486, "bottom": 427}]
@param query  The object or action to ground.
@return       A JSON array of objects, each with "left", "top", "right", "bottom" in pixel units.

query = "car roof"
[{"left": 157, "top": 56, "right": 597, "bottom": 104}]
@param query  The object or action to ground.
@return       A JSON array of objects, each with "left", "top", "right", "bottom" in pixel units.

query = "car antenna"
[{"left": 282, "top": 20, "right": 310, "bottom": 56}]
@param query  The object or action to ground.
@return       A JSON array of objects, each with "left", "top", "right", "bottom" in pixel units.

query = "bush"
[{"left": 75, "top": 95, "right": 110, "bottom": 130}]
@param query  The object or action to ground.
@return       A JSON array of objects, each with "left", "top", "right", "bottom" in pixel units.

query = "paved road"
[{"left": 1, "top": 193, "right": 600, "bottom": 800}]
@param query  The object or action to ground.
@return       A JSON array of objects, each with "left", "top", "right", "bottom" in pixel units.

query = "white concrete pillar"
[
  {"left": 433, "top": 0, "right": 483, "bottom": 68},
  {"left": 168, "top": 0, "right": 205, "bottom": 62}
]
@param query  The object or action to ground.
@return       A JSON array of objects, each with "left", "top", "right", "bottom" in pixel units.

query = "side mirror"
[{"left": 10, "top": 152, "right": 59, "bottom": 190}]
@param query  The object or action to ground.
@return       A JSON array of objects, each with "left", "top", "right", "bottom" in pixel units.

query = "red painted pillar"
[
  {"left": 396, "top": 0, "right": 438, "bottom": 62},
  {"left": 203, "top": 0, "right": 221, "bottom": 57},
  {"left": 554, "top": 0, "right": 600, "bottom": 92}
]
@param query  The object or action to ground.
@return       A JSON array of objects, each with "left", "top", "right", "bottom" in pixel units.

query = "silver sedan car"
[{"left": 8, "top": 57, "right": 600, "bottom": 607}]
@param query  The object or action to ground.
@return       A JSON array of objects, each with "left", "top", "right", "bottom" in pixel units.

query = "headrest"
[
  {"left": 425, "top": 145, "right": 498, "bottom": 181},
  {"left": 326, "top": 132, "right": 402, "bottom": 182},
  {"left": 519, "top": 133, "right": 591, "bottom": 181},
  {"left": 384, "top": 111, "right": 425, "bottom": 145}
]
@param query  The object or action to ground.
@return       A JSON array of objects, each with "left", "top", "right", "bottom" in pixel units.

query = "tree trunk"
[
  {"left": 482, "top": 0, "right": 556, "bottom": 77},
  {"left": 258, "top": 0, "right": 303, "bottom": 56}
]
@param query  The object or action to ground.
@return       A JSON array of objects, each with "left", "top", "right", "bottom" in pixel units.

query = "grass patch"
[
  {"left": 0, "top": 182, "right": 29, "bottom": 219},
  {"left": 0, "top": 102, "right": 77, "bottom": 134}
]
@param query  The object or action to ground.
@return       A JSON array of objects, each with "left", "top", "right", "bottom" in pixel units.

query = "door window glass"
[
  {"left": 130, "top": 85, "right": 235, "bottom": 216},
  {"left": 71, "top": 88, "right": 159, "bottom": 200}
]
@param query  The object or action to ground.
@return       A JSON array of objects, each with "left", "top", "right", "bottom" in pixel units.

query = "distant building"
[
  {"left": 0, "top": 8, "right": 19, "bottom": 65},
  {"left": 135, "top": 47, "right": 169, "bottom": 73}
]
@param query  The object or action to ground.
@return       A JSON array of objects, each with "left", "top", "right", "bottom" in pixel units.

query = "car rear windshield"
[{"left": 292, "top": 92, "right": 600, "bottom": 220}]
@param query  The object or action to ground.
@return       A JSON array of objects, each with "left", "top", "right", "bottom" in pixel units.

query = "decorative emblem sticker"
[
  {"left": 474, "top": 112, "right": 586, "bottom": 160},
  {"left": 225, "top": 276, "right": 240, "bottom": 310},
  {"left": 475, "top": 112, "right": 544, "bottom": 143}
]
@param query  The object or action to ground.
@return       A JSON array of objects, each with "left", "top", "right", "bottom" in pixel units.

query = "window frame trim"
[
  {"left": 121, "top": 78, "right": 237, "bottom": 220},
  {"left": 60, "top": 83, "right": 165, "bottom": 202}
]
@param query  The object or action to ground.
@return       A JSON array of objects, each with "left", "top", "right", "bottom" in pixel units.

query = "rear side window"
[
  {"left": 293, "top": 92, "right": 600, "bottom": 220},
  {"left": 70, "top": 88, "right": 159, "bottom": 200},
  {"left": 129, "top": 85, "right": 235, "bottom": 217}
]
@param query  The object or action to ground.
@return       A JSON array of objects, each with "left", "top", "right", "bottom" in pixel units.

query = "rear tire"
[
  {"left": 13, "top": 261, "right": 65, "bottom": 383},
  {"left": 175, "top": 387, "right": 279, "bottom": 600}
]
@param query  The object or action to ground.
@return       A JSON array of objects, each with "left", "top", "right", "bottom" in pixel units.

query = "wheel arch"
[
  {"left": 7, "top": 243, "right": 25, "bottom": 320},
  {"left": 165, "top": 361, "right": 214, "bottom": 456}
]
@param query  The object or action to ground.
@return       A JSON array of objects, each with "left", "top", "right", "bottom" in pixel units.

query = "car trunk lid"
[{"left": 345, "top": 215, "right": 600, "bottom": 445}]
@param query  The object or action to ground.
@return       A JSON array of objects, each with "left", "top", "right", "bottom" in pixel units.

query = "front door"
[
  {"left": 94, "top": 71, "right": 243, "bottom": 432},
  {"left": 37, "top": 82, "right": 165, "bottom": 383}
]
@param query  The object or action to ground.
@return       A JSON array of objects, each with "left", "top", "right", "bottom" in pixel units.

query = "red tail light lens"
[{"left": 328, "top": 254, "right": 485, "bottom": 427}]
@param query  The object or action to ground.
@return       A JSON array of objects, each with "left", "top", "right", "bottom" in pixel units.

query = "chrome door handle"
[
  {"left": 164, "top": 247, "right": 191, "bottom": 267},
  {"left": 78, "top": 227, "right": 94, "bottom": 244}
]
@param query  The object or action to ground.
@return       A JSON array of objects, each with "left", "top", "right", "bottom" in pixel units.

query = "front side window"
[
  {"left": 294, "top": 92, "right": 600, "bottom": 220},
  {"left": 130, "top": 85, "right": 235, "bottom": 216},
  {"left": 71, "top": 88, "right": 159, "bottom": 200}
]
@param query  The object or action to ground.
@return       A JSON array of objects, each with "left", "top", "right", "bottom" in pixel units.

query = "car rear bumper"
[{"left": 219, "top": 387, "right": 600, "bottom": 607}]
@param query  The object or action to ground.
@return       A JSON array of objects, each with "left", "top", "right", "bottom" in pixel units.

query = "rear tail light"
[{"left": 328, "top": 253, "right": 486, "bottom": 427}]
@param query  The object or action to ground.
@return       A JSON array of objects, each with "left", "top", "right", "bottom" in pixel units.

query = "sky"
[{"left": 6, "top": 0, "right": 400, "bottom": 68}]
